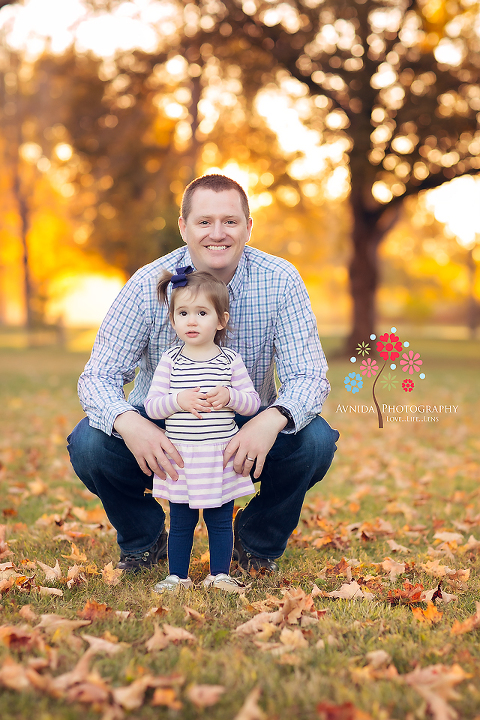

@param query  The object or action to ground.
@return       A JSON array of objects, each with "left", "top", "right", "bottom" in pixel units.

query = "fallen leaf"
[
  {"left": 151, "top": 687, "right": 182, "bottom": 709},
  {"left": 451, "top": 602, "right": 480, "bottom": 635},
  {"left": 233, "top": 686, "right": 266, "bottom": 720},
  {"left": 388, "top": 581, "right": 424, "bottom": 606},
  {"left": 317, "top": 701, "right": 372, "bottom": 719},
  {"left": 66, "top": 564, "right": 87, "bottom": 589},
  {"left": 102, "top": 562, "right": 123, "bottom": 587},
  {"left": 19, "top": 605, "right": 38, "bottom": 622},
  {"left": 61, "top": 542, "right": 87, "bottom": 563},
  {"left": 412, "top": 602, "right": 443, "bottom": 624},
  {"left": 422, "top": 583, "right": 457, "bottom": 604},
  {"left": 78, "top": 600, "right": 112, "bottom": 620},
  {"left": 163, "top": 623, "right": 196, "bottom": 643},
  {"left": 37, "top": 614, "right": 91, "bottom": 635},
  {"left": 183, "top": 606, "right": 205, "bottom": 624},
  {"left": 0, "top": 656, "right": 33, "bottom": 690},
  {"left": 38, "top": 587, "right": 63, "bottom": 597},
  {"left": 36, "top": 559, "right": 62, "bottom": 582},
  {"left": 379, "top": 557, "right": 406, "bottom": 582},
  {"left": 434, "top": 532, "right": 464, "bottom": 544},
  {"left": 278, "top": 627, "right": 308, "bottom": 649},
  {"left": 145, "top": 624, "right": 170, "bottom": 652},
  {"left": 145, "top": 606, "right": 169, "bottom": 618},
  {"left": 403, "top": 663, "right": 469, "bottom": 720},
  {"left": 327, "top": 581, "right": 374, "bottom": 601},
  {"left": 82, "top": 634, "right": 129, "bottom": 654},
  {"left": 186, "top": 683, "right": 225, "bottom": 707},
  {"left": 387, "top": 539, "right": 411, "bottom": 553}
]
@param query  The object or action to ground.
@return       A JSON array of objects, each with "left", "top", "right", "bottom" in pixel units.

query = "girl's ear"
[{"left": 217, "top": 311, "right": 229, "bottom": 330}]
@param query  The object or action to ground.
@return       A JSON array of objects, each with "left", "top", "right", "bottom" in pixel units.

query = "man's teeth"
[{"left": 206, "top": 245, "right": 228, "bottom": 250}]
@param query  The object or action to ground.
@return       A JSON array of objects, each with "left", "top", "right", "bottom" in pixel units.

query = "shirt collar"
[{"left": 178, "top": 247, "right": 247, "bottom": 301}]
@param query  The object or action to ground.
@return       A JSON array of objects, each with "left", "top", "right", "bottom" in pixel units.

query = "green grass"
[{"left": 0, "top": 341, "right": 480, "bottom": 719}]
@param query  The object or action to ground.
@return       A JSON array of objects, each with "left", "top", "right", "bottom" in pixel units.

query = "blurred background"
[{"left": 0, "top": 0, "right": 479, "bottom": 356}]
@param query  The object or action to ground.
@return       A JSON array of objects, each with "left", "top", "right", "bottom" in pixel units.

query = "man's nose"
[{"left": 209, "top": 220, "right": 226, "bottom": 240}]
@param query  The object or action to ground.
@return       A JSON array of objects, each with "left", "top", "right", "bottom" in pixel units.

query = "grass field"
[{"left": 0, "top": 339, "right": 479, "bottom": 720}]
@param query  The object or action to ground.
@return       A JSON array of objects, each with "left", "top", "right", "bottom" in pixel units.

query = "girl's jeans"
[
  {"left": 67, "top": 408, "right": 339, "bottom": 560},
  {"left": 168, "top": 500, "right": 234, "bottom": 578}
]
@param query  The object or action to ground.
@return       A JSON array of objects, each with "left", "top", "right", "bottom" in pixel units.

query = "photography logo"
[{"left": 341, "top": 327, "right": 428, "bottom": 429}]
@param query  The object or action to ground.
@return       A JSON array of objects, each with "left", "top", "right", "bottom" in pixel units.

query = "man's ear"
[
  {"left": 245, "top": 217, "right": 253, "bottom": 244},
  {"left": 178, "top": 216, "right": 186, "bottom": 242}
]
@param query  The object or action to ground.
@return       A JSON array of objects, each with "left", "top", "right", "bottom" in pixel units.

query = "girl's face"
[{"left": 171, "top": 288, "right": 228, "bottom": 348}]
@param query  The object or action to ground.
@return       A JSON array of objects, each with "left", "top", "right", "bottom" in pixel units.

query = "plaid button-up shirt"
[{"left": 78, "top": 245, "right": 330, "bottom": 435}]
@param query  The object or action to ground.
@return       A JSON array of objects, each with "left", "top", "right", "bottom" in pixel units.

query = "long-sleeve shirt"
[
  {"left": 144, "top": 346, "right": 261, "bottom": 443},
  {"left": 78, "top": 245, "right": 330, "bottom": 435}
]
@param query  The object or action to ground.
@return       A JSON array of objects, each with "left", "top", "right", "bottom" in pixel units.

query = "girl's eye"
[
  {"left": 199, "top": 311, "right": 207, "bottom": 316},
  {"left": 179, "top": 311, "right": 187, "bottom": 316}
]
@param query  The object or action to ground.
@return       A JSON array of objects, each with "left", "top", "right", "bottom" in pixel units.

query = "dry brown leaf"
[
  {"left": 82, "top": 634, "right": 129, "bottom": 654},
  {"left": 112, "top": 676, "right": 150, "bottom": 710},
  {"left": 422, "top": 585, "right": 457, "bottom": 604},
  {"left": 36, "top": 559, "right": 62, "bottom": 582},
  {"left": 145, "top": 623, "right": 170, "bottom": 652},
  {"left": 145, "top": 606, "right": 169, "bottom": 618},
  {"left": 37, "top": 614, "right": 91, "bottom": 635},
  {"left": 151, "top": 687, "right": 182, "bottom": 709},
  {"left": 78, "top": 599, "right": 112, "bottom": 620},
  {"left": 233, "top": 686, "right": 266, "bottom": 720},
  {"left": 38, "top": 586, "right": 64, "bottom": 597},
  {"left": 183, "top": 606, "right": 205, "bottom": 624},
  {"left": 0, "top": 656, "right": 33, "bottom": 691},
  {"left": 451, "top": 602, "right": 480, "bottom": 635},
  {"left": 412, "top": 602, "right": 443, "bottom": 624},
  {"left": 18, "top": 605, "right": 38, "bottom": 622},
  {"left": 0, "top": 625, "right": 43, "bottom": 651},
  {"left": 379, "top": 557, "right": 406, "bottom": 582},
  {"left": 66, "top": 564, "right": 87, "bottom": 589},
  {"left": 317, "top": 700, "right": 373, "bottom": 719},
  {"left": 61, "top": 542, "right": 87, "bottom": 563},
  {"left": 66, "top": 677, "right": 111, "bottom": 705},
  {"left": 460, "top": 535, "right": 480, "bottom": 552},
  {"left": 102, "top": 561, "right": 123, "bottom": 587},
  {"left": 186, "top": 683, "right": 225, "bottom": 707},
  {"left": 403, "top": 663, "right": 469, "bottom": 720},
  {"left": 387, "top": 539, "right": 411, "bottom": 553},
  {"left": 365, "top": 649, "right": 391, "bottom": 668},
  {"left": 434, "top": 532, "right": 464, "bottom": 544},
  {"left": 278, "top": 627, "right": 308, "bottom": 649},
  {"left": 163, "top": 623, "right": 196, "bottom": 643},
  {"left": 327, "top": 581, "right": 374, "bottom": 601}
]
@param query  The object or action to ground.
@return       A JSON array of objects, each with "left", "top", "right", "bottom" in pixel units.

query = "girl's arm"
[
  {"left": 144, "top": 355, "right": 182, "bottom": 420},
  {"left": 227, "top": 354, "right": 261, "bottom": 416}
]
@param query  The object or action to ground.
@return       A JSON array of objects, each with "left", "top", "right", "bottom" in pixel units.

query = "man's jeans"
[{"left": 67, "top": 408, "right": 339, "bottom": 560}]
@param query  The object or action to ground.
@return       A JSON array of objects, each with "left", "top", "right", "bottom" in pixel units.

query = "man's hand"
[
  {"left": 205, "top": 385, "right": 230, "bottom": 410},
  {"left": 223, "top": 408, "right": 287, "bottom": 479},
  {"left": 113, "top": 411, "right": 183, "bottom": 480},
  {"left": 177, "top": 387, "right": 212, "bottom": 419}
]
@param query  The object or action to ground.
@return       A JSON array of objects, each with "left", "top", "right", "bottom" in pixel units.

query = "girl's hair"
[{"left": 157, "top": 270, "right": 230, "bottom": 345}]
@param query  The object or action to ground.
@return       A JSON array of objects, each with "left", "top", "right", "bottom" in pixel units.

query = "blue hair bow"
[{"left": 171, "top": 265, "right": 194, "bottom": 289}]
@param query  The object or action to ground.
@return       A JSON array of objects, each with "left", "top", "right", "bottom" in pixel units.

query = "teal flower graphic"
[
  {"left": 344, "top": 372, "right": 363, "bottom": 394},
  {"left": 380, "top": 372, "right": 398, "bottom": 391},
  {"left": 356, "top": 341, "right": 370, "bottom": 356}
]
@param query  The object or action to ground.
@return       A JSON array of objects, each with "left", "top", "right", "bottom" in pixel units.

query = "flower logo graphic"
[
  {"left": 400, "top": 351, "right": 423, "bottom": 375},
  {"left": 360, "top": 358, "right": 378, "bottom": 377},
  {"left": 346, "top": 326, "right": 427, "bottom": 429},
  {"left": 380, "top": 372, "right": 398, "bottom": 391},
  {"left": 344, "top": 372, "right": 363, "bottom": 394},
  {"left": 402, "top": 379, "right": 414, "bottom": 393},
  {"left": 356, "top": 341, "right": 370, "bottom": 356},
  {"left": 377, "top": 333, "right": 403, "bottom": 361}
]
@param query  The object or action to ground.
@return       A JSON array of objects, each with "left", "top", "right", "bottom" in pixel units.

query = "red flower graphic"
[
  {"left": 402, "top": 379, "right": 414, "bottom": 393},
  {"left": 400, "top": 350, "right": 423, "bottom": 375},
  {"left": 376, "top": 333, "right": 403, "bottom": 361}
]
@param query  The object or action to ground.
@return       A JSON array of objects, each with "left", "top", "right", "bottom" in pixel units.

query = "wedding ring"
[{"left": 246, "top": 456, "right": 255, "bottom": 462}]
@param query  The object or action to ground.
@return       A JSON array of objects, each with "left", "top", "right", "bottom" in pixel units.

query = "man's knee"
[{"left": 67, "top": 417, "right": 108, "bottom": 475}]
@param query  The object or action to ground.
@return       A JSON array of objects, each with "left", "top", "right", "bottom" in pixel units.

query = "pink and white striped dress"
[{"left": 144, "top": 346, "right": 261, "bottom": 508}]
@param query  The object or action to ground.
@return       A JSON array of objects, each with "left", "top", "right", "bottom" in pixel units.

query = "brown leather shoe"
[
  {"left": 117, "top": 529, "right": 167, "bottom": 572},
  {"left": 233, "top": 509, "right": 279, "bottom": 574}
]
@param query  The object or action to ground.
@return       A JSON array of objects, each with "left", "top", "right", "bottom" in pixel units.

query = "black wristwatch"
[{"left": 274, "top": 405, "right": 294, "bottom": 429}]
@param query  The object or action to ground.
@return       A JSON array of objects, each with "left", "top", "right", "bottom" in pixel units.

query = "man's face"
[{"left": 178, "top": 188, "right": 253, "bottom": 284}]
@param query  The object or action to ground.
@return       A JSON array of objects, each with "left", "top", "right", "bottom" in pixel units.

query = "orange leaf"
[
  {"left": 186, "top": 684, "right": 225, "bottom": 708},
  {"left": 151, "top": 687, "right": 182, "bottom": 709},
  {"left": 77, "top": 599, "right": 112, "bottom": 620},
  {"left": 411, "top": 601, "right": 443, "bottom": 624}
]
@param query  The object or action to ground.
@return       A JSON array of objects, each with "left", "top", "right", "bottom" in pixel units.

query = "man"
[{"left": 68, "top": 174, "right": 339, "bottom": 573}]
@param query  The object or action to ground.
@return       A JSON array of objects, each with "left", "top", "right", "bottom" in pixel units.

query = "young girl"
[{"left": 144, "top": 266, "right": 261, "bottom": 593}]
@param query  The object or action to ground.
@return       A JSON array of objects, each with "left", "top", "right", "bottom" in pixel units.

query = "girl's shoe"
[
  {"left": 202, "top": 573, "right": 249, "bottom": 593},
  {"left": 153, "top": 574, "right": 194, "bottom": 594}
]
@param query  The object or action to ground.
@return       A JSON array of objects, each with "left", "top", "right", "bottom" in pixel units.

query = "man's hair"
[{"left": 181, "top": 174, "right": 250, "bottom": 222}]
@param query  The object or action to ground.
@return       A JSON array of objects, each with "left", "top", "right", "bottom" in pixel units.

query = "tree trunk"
[
  {"left": 12, "top": 160, "right": 35, "bottom": 331},
  {"left": 345, "top": 184, "right": 402, "bottom": 356}
]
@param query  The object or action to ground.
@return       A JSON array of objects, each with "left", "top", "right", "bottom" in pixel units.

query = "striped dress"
[{"left": 144, "top": 346, "right": 261, "bottom": 508}]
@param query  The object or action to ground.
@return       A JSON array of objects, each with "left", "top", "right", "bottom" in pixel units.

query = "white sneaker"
[
  {"left": 153, "top": 574, "right": 194, "bottom": 594},
  {"left": 202, "top": 573, "right": 249, "bottom": 593}
]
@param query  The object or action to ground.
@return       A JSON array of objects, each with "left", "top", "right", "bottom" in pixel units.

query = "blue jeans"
[
  {"left": 168, "top": 500, "right": 234, "bottom": 578},
  {"left": 67, "top": 408, "right": 339, "bottom": 559}
]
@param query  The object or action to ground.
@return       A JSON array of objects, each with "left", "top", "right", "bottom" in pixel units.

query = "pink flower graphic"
[
  {"left": 376, "top": 333, "right": 403, "bottom": 361},
  {"left": 402, "top": 379, "right": 414, "bottom": 393},
  {"left": 400, "top": 351, "right": 423, "bottom": 375},
  {"left": 360, "top": 358, "right": 379, "bottom": 377}
]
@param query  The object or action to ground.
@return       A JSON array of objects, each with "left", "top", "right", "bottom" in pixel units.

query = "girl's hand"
[
  {"left": 177, "top": 387, "right": 211, "bottom": 419},
  {"left": 205, "top": 385, "right": 230, "bottom": 410}
]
